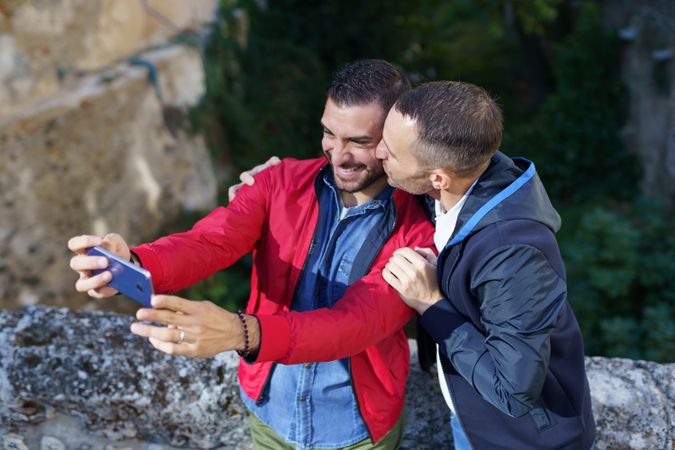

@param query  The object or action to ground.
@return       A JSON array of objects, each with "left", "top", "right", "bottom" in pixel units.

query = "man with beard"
[{"left": 68, "top": 59, "right": 433, "bottom": 449}]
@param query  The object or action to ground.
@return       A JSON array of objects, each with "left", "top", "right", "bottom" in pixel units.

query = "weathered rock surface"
[
  {"left": 0, "top": 0, "right": 217, "bottom": 114},
  {"left": 0, "top": 44, "right": 217, "bottom": 311},
  {"left": 0, "top": 307, "right": 248, "bottom": 449},
  {"left": 0, "top": 307, "right": 673, "bottom": 449},
  {"left": 586, "top": 356, "right": 674, "bottom": 450}
]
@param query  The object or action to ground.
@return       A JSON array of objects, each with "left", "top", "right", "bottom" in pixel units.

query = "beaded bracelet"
[{"left": 236, "top": 310, "right": 250, "bottom": 357}]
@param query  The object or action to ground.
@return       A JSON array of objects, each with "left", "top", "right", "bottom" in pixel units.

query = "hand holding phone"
[{"left": 87, "top": 246, "right": 154, "bottom": 307}]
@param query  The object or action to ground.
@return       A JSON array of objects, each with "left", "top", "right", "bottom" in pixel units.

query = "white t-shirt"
[
  {"left": 339, "top": 206, "right": 351, "bottom": 220},
  {"left": 432, "top": 182, "right": 476, "bottom": 412}
]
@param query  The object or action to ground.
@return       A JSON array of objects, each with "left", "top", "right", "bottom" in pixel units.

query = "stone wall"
[
  {"left": 600, "top": 0, "right": 675, "bottom": 204},
  {"left": 0, "top": 0, "right": 217, "bottom": 114},
  {"left": 0, "top": 1, "right": 220, "bottom": 311},
  {"left": 0, "top": 307, "right": 672, "bottom": 450}
]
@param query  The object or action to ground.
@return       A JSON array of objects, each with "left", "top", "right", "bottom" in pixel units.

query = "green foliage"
[
  {"left": 599, "top": 317, "right": 642, "bottom": 360},
  {"left": 565, "top": 208, "right": 639, "bottom": 301},
  {"left": 503, "top": 3, "right": 640, "bottom": 202},
  {"left": 478, "top": 0, "right": 563, "bottom": 34},
  {"left": 561, "top": 199, "right": 675, "bottom": 362},
  {"left": 192, "top": 1, "right": 327, "bottom": 174},
  {"left": 193, "top": 0, "right": 537, "bottom": 175},
  {"left": 396, "top": 1, "right": 523, "bottom": 97},
  {"left": 511, "top": 0, "right": 561, "bottom": 34},
  {"left": 184, "top": 0, "right": 674, "bottom": 361},
  {"left": 179, "top": 256, "right": 253, "bottom": 312},
  {"left": 643, "top": 303, "right": 675, "bottom": 361}
]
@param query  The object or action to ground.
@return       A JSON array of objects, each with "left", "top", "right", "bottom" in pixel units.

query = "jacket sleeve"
[
  {"left": 420, "top": 244, "right": 566, "bottom": 417},
  {"left": 254, "top": 218, "right": 435, "bottom": 364},
  {"left": 131, "top": 168, "right": 272, "bottom": 294}
]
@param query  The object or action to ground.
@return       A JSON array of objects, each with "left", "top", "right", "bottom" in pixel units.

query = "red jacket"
[{"left": 133, "top": 158, "right": 434, "bottom": 443}]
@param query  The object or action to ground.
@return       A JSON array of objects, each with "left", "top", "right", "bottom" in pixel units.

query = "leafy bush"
[
  {"left": 643, "top": 303, "right": 675, "bottom": 362},
  {"left": 561, "top": 199, "right": 675, "bottom": 362},
  {"left": 183, "top": 0, "right": 674, "bottom": 362},
  {"left": 180, "top": 256, "right": 253, "bottom": 313},
  {"left": 503, "top": 3, "right": 640, "bottom": 202}
]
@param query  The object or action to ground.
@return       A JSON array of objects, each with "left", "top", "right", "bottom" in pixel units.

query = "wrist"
[
  {"left": 234, "top": 311, "right": 261, "bottom": 357},
  {"left": 416, "top": 304, "right": 432, "bottom": 315},
  {"left": 246, "top": 314, "right": 261, "bottom": 353},
  {"left": 129, "top": 251, "right": 141, "bottom": 267},
  {"left": 417, "top": 295, "right": 443, "bottom": 316}
]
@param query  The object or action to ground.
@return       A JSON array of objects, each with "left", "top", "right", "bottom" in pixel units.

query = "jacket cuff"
[
  {"left": 420, "top": 299, "right": 466, "bottom": 344},
  {"left": 253, "top": 313, "right": 291, "bottom": 362},
  {"left": 130, "top": 245, "right": 164, "bottom": 291}
]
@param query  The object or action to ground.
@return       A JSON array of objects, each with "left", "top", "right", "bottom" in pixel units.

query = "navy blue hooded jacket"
[{"left": 418, "top": 152, "right": 596, "bottom": 450}]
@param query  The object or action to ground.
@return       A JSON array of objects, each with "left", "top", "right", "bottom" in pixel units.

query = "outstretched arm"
[
  {"left": 131, "top": 177, "right": 434, "bottom": 362},
  {"left": 132, "top": 165, "right": 272, "bottom": 293}
]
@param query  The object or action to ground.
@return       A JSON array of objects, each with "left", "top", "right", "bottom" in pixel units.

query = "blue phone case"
[{"left": 87, "top": 246, "right": 154, "bottom": 307}]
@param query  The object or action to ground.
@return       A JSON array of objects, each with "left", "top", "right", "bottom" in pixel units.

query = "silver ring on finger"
[{"left": 176, "top": 329, "right": 185, "bottom": 345}]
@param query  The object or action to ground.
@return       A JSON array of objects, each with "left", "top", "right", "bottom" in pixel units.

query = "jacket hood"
[{"left": 448, "top": 152, "right": 561, "bottom": 248}]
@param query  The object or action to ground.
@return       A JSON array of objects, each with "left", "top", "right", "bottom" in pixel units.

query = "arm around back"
[
  {"left": 255, "top": 199, "right": 435, "bottom": 364},
  {"left": 256, "top": 265, "right": 415, "bottom": 363}
]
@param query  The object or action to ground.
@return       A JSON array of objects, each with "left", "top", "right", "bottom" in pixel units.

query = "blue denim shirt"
[{"left": 242, "top": 169, "right": 394, "bottom": 449}]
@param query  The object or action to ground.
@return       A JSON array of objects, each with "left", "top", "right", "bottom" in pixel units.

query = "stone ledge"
[{"left": 0, "top": 307, "right": 672, "bottom": 449}]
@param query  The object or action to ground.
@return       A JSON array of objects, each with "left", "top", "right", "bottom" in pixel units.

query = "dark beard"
[{"left": 331, "top": 164, "right": 386, "bottom": 193}]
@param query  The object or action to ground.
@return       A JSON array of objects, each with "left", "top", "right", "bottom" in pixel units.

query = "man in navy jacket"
[{"left": 379, "top": 81, "right": 596, "bottom": 450}]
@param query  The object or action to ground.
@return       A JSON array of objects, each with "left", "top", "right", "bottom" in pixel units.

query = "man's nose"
[
  {"left": 331, "top": 141, "right": 352, "bottom": 162},
  {"left": 375, "top": 140, "right": 387, "bottom": 160}
]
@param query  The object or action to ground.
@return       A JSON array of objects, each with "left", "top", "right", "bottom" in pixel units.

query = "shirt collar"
[{"left": 321, "top": 167, "right": 393, "bottom": 214}]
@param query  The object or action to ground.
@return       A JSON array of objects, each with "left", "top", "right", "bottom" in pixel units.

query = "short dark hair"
[
  {"left": 327, "top": 59, "right": 411, "bottom": 115},
  {"left": 394, "top": 81, "right": 503, "bottom": 176}
]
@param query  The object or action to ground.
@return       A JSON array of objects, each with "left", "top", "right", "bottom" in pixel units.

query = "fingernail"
[
  {"left": 98, "top": 258, "right": 107, "bottom": 268},
  {"left": 102, "top": 271, "right": 112, "bottom": 281},
  {"left": 130, "top": 323, "right": 140, "bottom": 333}
]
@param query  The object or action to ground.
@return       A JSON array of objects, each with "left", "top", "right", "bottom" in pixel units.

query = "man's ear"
[{"left": 429, "top": 168, "right": 452, "bottom": 190}]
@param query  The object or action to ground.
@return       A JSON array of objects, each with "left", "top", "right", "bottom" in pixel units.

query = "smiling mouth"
[
  {"left": 335, "top": 165, "right": 366, "bottom": 178},
  {"left": 339, "top": 165, "right": 364, "bottom": 172}
]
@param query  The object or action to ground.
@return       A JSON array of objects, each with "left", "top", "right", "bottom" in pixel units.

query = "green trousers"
[{"left": 248, "top": 412, "right": 405, "bottom": 450}]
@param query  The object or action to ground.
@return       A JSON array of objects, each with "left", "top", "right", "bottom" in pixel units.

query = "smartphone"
[{"left": 87, "top": 246, "right": 154, "bottom": 307}]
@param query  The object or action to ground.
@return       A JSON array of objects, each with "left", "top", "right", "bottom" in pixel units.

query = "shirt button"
[
  {"left": 299, "top": 396, "right": 306, "bottom": 402},
  {"left": 304, "top": 364, "right": 311, "bottom": 369}
]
